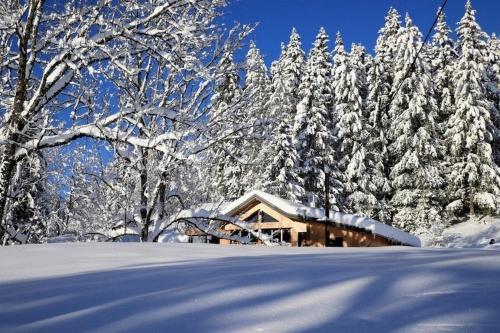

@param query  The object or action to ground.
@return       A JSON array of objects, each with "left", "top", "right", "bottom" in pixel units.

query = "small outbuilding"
[{"left": 198, "top": 190, "right": 420, "bottom": 247}]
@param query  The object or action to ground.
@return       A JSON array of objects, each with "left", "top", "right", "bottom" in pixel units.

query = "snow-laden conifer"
[
  {"left": 262, "top": 29, "right": 306, "bottom": 201},
  {"left": 244, "top": 41, "right": 270, "bottom": 133},
  {"left": 445, "top": 0, "right": 500, "bottom": 217},
  {"left": 431, "top": 10, "right": 456, "bottom": 130},
  {"left": 388, "top": 15, "right": 445, "bottom": 235},
  {"left": 207, "top": 53, "right": 245, "bottom": 200},
  {"left": 430, "top": 9, "right": 456, "bottom": 214},
  {"left": 275, "top": 28, "right": 306, "bottom": 122},
  {"left": 365, "top": 8, "right": 401, "bottom": 223},
  {"left": 241, "top": 42, "right": 270, "bottom": 191},
  {"left": 485, "top": 33, "right": 500, "bottom": 166},
  {"left": 264, "top": 112, "right": 304, "bottom": 201},
  {"left": 374, "top": 7, "right": 402, "bottom": 82},
  {"left": 294, "top": 28, "right": 342, "bottom": 208},
  {"left": 332, "top": 34, "right": 377, "bottom": 216}
]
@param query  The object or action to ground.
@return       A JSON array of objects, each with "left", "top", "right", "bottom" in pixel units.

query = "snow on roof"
[
  {"left": 222, "top": 190, "right": 421, "bottom": 247},
  {"left": 221, "top": 190, "right": 323, "bottom": 218}
]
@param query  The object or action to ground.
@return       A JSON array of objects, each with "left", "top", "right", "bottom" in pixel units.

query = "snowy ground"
[
  {"left": 1, "top": 244, "right": 500, "bottom": 333},
  {"left": 440, "top": 218, "right": 500, "bottom": 249}
]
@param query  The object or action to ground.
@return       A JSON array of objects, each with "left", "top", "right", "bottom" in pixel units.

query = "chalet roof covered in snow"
[{"left": 222, "top": 190, "right": 421, "bottom": 247}]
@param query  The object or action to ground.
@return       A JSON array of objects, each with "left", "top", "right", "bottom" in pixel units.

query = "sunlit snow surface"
[
  {"left": 1, "top": 243, "right": 499, "bottom": 333},
  {"left": 440, "top": 218, "right": 500, "bottom": 249}
]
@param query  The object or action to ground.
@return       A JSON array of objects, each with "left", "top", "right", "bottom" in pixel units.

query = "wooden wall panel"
[{"left": 304, "top": 222, "right": 390, "bottom": 247}]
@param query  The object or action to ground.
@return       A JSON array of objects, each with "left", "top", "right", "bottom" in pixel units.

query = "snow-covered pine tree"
[
  {"left": 265, "top": 28, "right": 306, "bottom": 124},
  {"left": 241, "top": 41, "right": 270, "bottom": 191},
  {"left": 262, "top": 30, "right": 306, "bottom": 201},
  {"left": 259, "top": 48, "right": 288, "bottom": 195},
  {"left": 431, "top": 9, "right": 456, "bottom": 131},
  {"left": 244, "top": 41, "right": 270, "bottom": 132},
  {"left": 264, "top": 110, "right": 304, "bottom": 201},
  {"left": 207, "top": 52, "right": 245, "bottom": 200},
  {"left": 365, "top": 8, "right": 402, "bottom": 223},
  {"left": 388, "top": 15, "right": 445, "bottom": 235},
  {"left": 430, "top": 9, "right": 456, "bottom": 221},
  {"left": 374, "top": 7, "right": 402, "bottom": 88},
  {"left": 445, "top": 0, "right": 500, "bottom": 218},
  {"left": 294, "top": 28, "right": 342, "bottom": 208},
  {"left": 267, "top": 45, "right": 287, "bottom": 123},
  {"left": 331, "top": 33, "right": 349, "bottom": 175},
  {"left": 485, "top": 33, "right": 500, "bottom": 166},
  {"left": 279, "top": 28, "right": 306, "bottom": 122},
  {"left": 332, "top": 33, "right": 377, "bottom": 216}
]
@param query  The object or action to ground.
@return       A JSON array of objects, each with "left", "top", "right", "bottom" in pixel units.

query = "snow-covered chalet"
[{"left": 184, "top": 190, "right": 420, "bottom": 247}]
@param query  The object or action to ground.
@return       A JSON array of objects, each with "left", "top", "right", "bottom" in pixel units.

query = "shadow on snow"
[{"left": 1, "top": 249, "right": 500, "bottom": 332}]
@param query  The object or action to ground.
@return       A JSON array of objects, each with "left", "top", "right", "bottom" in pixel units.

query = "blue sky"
[{"left": 224, "top": 0, "right": 500, "bottom": 65}]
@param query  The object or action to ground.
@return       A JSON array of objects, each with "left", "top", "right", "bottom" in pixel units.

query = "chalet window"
[
  {"left": 243, "top": 210, "right": 278, "bottom": 223},
  {"left": 244, "top": 211, "right": 259, "bottom": 223},
  {"left": 281, "top": 229, "right": 291, "bottom": 243},
  {"left": 261, "top": 212, "right": 278, "bottom": 222}
]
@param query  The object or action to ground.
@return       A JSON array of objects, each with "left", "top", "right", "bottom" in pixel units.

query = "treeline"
[
  {"left": 205, "top": 0, "right": 500, "bottom": 241},
  {"left": 1, "top": 0, "right": 498, "bottom": 244}
]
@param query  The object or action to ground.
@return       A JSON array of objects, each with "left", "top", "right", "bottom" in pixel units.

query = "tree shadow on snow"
[{"left": 0, "top": 248, "right": 500, "bottom": 333}]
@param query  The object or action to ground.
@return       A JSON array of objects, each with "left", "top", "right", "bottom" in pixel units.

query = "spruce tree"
[
  {"left": 263, "top": 29, "right": 305, "bottom": 201},
  {"left": 374, "top": 7, "right": 402, "bottom": 87},
  {"left": 264, "top": 113, "right": 304, "bottom": 201},
  {"left": 241, "top": 41, "right": 270, "bottom": 191},
  {"left": 365, "top": 8, "right": 401, "bottom": 223},
  {"left": 276, "top": 28, "right": 306, "bottom": 123},
  {"left": 445, "top": 0, "right": 500, "bottom": 217},
  {"left": 207, "top": 52, "right": 245, "bottom": 200},
  {"left": 430, "top": 9, "right": 456, "bottom": 222},
  {"left": 485, "top": 33, "right": 500, "bottom": 166},
  {"left": 244, "top": 41, "right": 270, "bottom": 133},
  {"left": 431, "top": 9, "right": 456, "bottom": 130},
  {"left": 332, "top": 34, "right": 377, "bottom": 216},
  {"left": 388, "top": 15, "right": 445, "bottom": 235},
  {"left": 294, "top": 28, "right": 342, "bottom": 208}
]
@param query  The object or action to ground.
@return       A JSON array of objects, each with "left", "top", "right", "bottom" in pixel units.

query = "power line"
[{"left": 386, "top": 0, "right": 449, "bottom": 105}]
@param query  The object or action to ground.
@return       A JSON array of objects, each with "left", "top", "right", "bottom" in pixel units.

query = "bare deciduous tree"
[{"left": 0, "top": 0, "right": 259, "bottom": 243}]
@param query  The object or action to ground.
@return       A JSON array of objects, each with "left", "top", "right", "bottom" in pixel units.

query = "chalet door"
[
  {"left": 331, "top": 237, "right": 344, "bottom": 247},
  {"left": 298, "top": 232, "right": 306, "bottom": 247}
]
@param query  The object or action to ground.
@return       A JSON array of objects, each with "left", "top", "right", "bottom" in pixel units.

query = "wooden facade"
[
  {"left": 302, "top": 222, "right": 391, "bottom": 247},
  {"left": 218, "top": 198, "right": 392, "bottom": 247}
]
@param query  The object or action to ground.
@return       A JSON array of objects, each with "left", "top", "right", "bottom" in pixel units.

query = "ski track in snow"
[{"left": 0, "top": 243, "right": 499, "bottom": 333}]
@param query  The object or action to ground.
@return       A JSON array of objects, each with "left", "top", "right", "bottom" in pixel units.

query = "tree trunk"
[
  {"left": 0, "top": 145, "right": 16, "bottom": 237},
  {"left": 151, "top": 181, "right": 166, "bottom": 243},
  {"left": 157, "top": 180, "right": 166, "bottom": 221},
  {"left": 0, "top": 0, "right": 42, "bottom": 238},
  {"left": 469, "top": 187, "right": 475, "bottom": 218},
  {"left": 140, "top": 149, "right": 149, "bottom": 242}
]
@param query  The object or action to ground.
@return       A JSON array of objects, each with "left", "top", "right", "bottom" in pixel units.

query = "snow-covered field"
[
  {"left": 1, "top": 244, "right": 500, "bottom": 333},
  {"left": 440, "top": 218, "right": 500, "bottom": 249}
]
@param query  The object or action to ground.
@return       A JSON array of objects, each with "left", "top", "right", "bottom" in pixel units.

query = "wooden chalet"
[{"left": 188, "top": 191, "right": 420, "bottom": 247}]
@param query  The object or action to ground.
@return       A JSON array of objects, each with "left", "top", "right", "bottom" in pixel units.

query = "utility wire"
[{"left": 386, "top": 0, "right": 449, "bottom": 105}]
